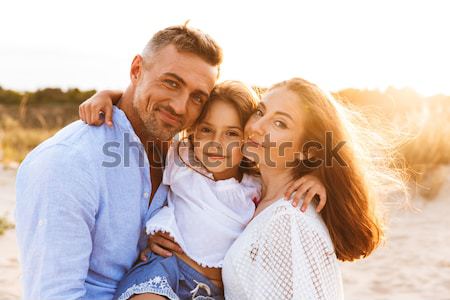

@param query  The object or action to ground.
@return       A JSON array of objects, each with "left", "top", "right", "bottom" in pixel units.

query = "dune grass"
[
  {"left": 0, "top": 216, "right": 14, "bottom": 236},
  {"left": 1, "top": 87, "right": 449, "bottom": 199},
  {"left": 0, "top": 100, "right": 79, "bottom": 163},
  {"left": 395, "top": 104, "right": 450, "bottom": 199},
  {"left": 336, "top": 90, "right": 450, "bottom": 200},
  {"left": 1, "top": 115, "right": 58, "bottom": 164}
]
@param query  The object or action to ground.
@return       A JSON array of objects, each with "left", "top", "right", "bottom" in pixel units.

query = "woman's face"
[
  {"left": 193, "top": 99, "right": 244, "bottom": 179},
  {"left": 243, "top": 87, "right": 304, "bottom": 170}
]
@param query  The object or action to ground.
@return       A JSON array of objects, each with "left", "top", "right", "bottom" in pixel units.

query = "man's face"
[{"left": 131, "top": 44, "right": 218, "bottom": 141}]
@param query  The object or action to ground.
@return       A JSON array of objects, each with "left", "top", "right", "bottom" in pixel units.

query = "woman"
[
  {"left": 220, "top": 77, "right": 404, "bottom": 299},
  {"left": 81, "top": 78, "right": 401, "bottom": 299}
]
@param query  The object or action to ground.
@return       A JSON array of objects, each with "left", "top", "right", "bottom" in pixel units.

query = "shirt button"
[{"left": 143, "top": 192, "right": 149, "bottom": 198}]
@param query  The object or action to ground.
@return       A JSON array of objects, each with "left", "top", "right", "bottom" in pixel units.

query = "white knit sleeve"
[{"left": 250, "top": 205, "right": 342, "bottom": 300}]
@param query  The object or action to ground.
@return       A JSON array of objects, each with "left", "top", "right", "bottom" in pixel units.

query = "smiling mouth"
[
  {"left": 157, "top": 107, "right": 180, "bottom": 126},
  {"left": 204, "top": 153, "right": 227, "bottom": 159},
  {"left": 246, "top": 138, "right": 264, "bottom": 148}
]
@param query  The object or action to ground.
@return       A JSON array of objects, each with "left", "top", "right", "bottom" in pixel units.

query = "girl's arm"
[{"left": 79, "top": 90, "right": 123, "bottom": 127}]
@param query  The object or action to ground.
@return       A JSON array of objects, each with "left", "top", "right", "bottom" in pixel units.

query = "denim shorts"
[{"left": 113, "top": 253, "right": 224, "bottom": 300}]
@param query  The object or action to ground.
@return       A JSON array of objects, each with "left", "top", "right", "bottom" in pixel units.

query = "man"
[{"left": 15, "top": 24, "right": 222, "bottom": 299}]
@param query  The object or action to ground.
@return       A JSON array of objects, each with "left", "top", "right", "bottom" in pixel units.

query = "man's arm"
[{"left": 16, "top": 145, "right": 99, "bottom": 300}]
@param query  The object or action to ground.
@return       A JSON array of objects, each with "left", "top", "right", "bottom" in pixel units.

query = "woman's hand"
[
  {"left": 140, "top": 231, "right": 184, "bottom": 261},
  {"left": 284, "top": 174, "right": 327, "bottom": 213},
  {"left": 79, "top": 90, "right": 123, "bottom": 127}
]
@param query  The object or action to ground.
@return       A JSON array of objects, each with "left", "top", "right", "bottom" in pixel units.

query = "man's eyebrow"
[
  {"left": 260, "top": 102, "right": 294, "bottom": 121},
  {"left": 163, "top": 72, "right": 186, "bottom": 86},
  {"left": 164, "top": 72, "right": 210, "bottom": 98},
  {"left": 201, "top": 121, "right": 242, "bottom": 131},
  {"left": 195, "top": 90, "right": 210, "bottom": 99}
]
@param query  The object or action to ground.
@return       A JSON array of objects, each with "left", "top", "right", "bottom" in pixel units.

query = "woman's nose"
[{"left": 248, "top": 118, "right": 266, "bottom": 137}]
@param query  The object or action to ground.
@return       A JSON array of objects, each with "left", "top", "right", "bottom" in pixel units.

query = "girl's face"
[
  {"left": 244, "top": 87, "right": 304, "bottom": 170},
  {"left": 193, "top": 99, "right": 244, "bottom": 180}
]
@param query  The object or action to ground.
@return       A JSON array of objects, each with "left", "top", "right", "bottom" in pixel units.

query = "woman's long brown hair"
[{"left": 270, "top": 78, "right": 405, "bottom": 261}]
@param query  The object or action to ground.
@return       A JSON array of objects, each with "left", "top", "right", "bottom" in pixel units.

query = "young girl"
[{"left": 80, "top": 81, "right": 327, "bottom": 300}]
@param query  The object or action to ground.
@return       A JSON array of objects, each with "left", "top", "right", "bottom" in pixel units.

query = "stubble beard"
[{"left": 135, "top": 104, "right": 181, "bottom": 141}]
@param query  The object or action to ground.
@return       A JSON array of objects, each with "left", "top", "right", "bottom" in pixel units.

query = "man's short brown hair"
[{"left": 142, "top": 22, "right": 223, "bottom": 70}]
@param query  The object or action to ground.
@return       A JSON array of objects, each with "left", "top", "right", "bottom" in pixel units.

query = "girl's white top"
[
  {"left": 222, "top": 199, "right": 344, "bottom": 300},
  {"left": 146, "top": 142, "right": 261, "bottom": 268}
]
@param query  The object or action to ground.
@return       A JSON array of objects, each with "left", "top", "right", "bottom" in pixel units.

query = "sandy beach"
[
  {"left": 0, "top": 167, "right": 20, "bottom": 300},
  {"left": 1, "top": 166, "right": 449, "bottom": 300}
]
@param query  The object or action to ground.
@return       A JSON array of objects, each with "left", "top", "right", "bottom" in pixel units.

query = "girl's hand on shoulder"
[
  {"left": 79, "top": 90, "right": 122, "bottom": 127},
  {"left": 284, "top": 174, "right": 327, "bottom": 213}
]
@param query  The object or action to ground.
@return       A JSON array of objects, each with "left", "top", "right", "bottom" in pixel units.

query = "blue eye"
[
  {"left": 192, "top": 94, "right": 204, "bottom": 105},
  {"left": 164, "top": 80, "right": 179, "bottom": 89}
]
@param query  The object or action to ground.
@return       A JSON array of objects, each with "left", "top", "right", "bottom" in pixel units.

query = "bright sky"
[{"left": 1, "top": 0, "right": 449, "bottom": 96}]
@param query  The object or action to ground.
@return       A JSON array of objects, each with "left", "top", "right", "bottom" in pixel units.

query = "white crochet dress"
[{"left": 222, "top": 199, "right": 344, "bottom": 300}]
